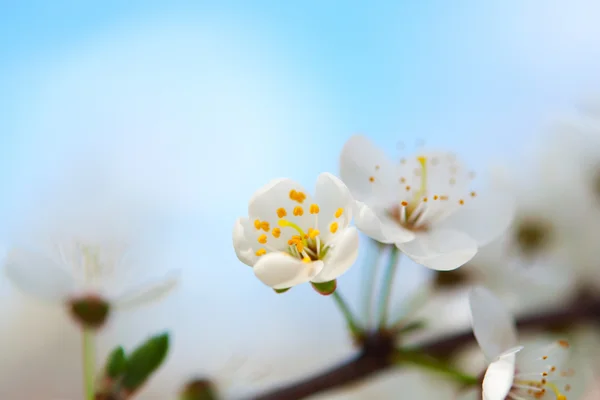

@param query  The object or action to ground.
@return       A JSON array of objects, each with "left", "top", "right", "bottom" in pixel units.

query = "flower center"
[
  {"left": 508, "top": 341, "right": 574, "bottom": 400},
  {"left": 513, "top": 217, "right": 553, "bottom": 258},
  {"left": 252, "top": 189, "right": 346, "bottom": 263}
]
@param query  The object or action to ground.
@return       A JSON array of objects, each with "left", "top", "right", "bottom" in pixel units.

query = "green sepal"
[
  {"left": 180, "top": 379, "right": 218, "bottom": 400},
  {"left": 105, "top": 346, "right": 127, "bottom": 379},
  {"left": 120, "top": 332, "right": 170, "bottom": 392},
  {"left": 274, "top": 287, "right": 290, "bottom": 294},
  {"left": 69, "top": 296, "right": 111, "bottom": 329},
  {"left": 310, "top": 280, "right": 337, "bottom": 296}
]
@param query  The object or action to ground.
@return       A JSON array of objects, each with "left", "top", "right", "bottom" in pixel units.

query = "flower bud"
[{"left": 180, "top": 378, "right": 218, "bottom": 400}]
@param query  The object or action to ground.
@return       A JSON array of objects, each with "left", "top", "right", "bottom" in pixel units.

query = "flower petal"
[
  {"left": 339, "top": 135, "right": 400, "bottom": 206},
  {"left": 312, "top": 227, "right": 359, "bottom": 283},
  {"left": 248, "top": 177, "right": 313, "bottom": 224},
  {"left": 232, "top": 218, "right": 258, "bottom": 267},
  {"left": 4, "top": 248, "right": 76, "bottom": 303},
  {"left": 354, "top": 201, "right": 415, "bottom": 244},
  {"left": 253, "top": 252, "right": 323, "bottom": 289},
  {"left": 469, "top": 286, "right": 519, "bottom": 361},
  {"left": 113, "top": 272, "right": 180, "bottom": 310},
  {"left": 314, "top": 172, "right": 354, "bottom": 242},
  {"left": 397, "top": 228, "right": 477, "bottom": 271},
  {"left": 482, "top": 348, "right": 521, "bottom": 400},
  {"left": 440, "top": 184, "right": 515, "bottom": 247}
]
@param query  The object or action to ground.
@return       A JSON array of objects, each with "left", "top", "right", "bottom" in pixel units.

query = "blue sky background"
[{"left": 1, "top": 1, "right": 600, "bottom": 398}]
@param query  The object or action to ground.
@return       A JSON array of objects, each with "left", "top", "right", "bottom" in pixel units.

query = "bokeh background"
[{"left": 2, "top": 1, "right": 600, "bottom": 399}]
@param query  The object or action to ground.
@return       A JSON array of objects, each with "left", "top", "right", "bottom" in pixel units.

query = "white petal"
[
  {"left": 253, "top": 252, "right": 323, "bottom": 289},
  {"left": 354, "top": 201, "right": 415, "bottom": 244},
  {"left": 4, "top": 248, "right": 75, "bottom": 303},
  {"left": 339, "top": 135, "right": 400, "bottom": 205},
  {"left": 113, "top": 272, "right": 180, "bottom": 310},
  {"left": 469, "top": 286, "right": 518, "bottom": 361},
  {"left": 482, "top": 348, "right": 521, "bottom": 400},
  {"left": 397, "top": 228, "right": 477, "bottom": 271},
  {"left": 440, "top": 185, "right": 515, "bottom": 247},
  {"left": 232, "top": 218, "right": 258, "bottom": 267},
  {"left": 312, "top": 227, "right": 359, "bottom": 283},
  {"left": 248, "top": 178, "right": 315, "bottom": 237},
  {"left": 314, "top": 172, "right": 354, "bottom": 242}
]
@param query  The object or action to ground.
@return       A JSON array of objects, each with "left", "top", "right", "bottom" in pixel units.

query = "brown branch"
[{"left": 250, "top": 298, "right": 600, "bottom": 400}]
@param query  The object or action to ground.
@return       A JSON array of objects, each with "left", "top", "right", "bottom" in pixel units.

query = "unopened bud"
[
  {"left": 69, "top": 295, "right": 111, "bottom": 329},
  {"left": 180, "top": 378, "right": 218, "bottom": 400}
]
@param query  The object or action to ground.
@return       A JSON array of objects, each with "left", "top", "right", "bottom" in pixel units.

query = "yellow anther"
[
  {"left": 308, "top": 228, "right": 320, "bottom": 239},
  {"left": 272, "top": 227, "right": 281, "bottom": 238},
  {"left": 302, "top": 256, "right": 311, "bottom": 263},
  {"left": 335, "top": 208, "right": 343, "bottom": 218},
  {"left": 255, "top": 249, "right": 266, "bottom": 256},
  {"left": 401, "top": 201, "right": 408, "bottom": 206},
  {"left": 440, "top": 195, "right": 448, "bottom": 201},
  {"left": 330, "top": 222, "right": 339, "bottom": 234},
  {"left": 289, "top": 189, "right": 298, "bottom": 200},
  {"left": 417, "top": 155, "right": 427, "bottom": 164},
  {"left": 260, "top": 221, "right": 270, "bottom": 231},
  {"left": 289, "top": 189, "right": 306, "bottom": 203},
  {"left": 405, "top": 185, "right": 411, "bottom": 191},
  {"left": 293, "top": 206, "right": 304, "bottom": 216},
  {"left": 433, "top": 195, "right": 439, "bottom": 200},
  {"left": 257, "top": 234, "right": 267, "bottom": 244},
  {"left": 369, "top": 176, "right": 375, "bottom": 182},
  {"left": 277, "top": 208, "right": 287, "bottom": 218},
  {"left": 459, "top": 199, "right": 465, "bottom": 205},
  {"left": 470, "top": 191, "right": 477, "bottom": 197},
  {"left": 400, "top": 177, "right": 406, "bottom": 183},
  {"left": 309, "top": 204, "right": 320, "bottom": 214},
  {"left": 296, "top": 242, "right": 304, "bottom": 252},
  {"left": 254, "top": 219, "right": 261, "bottom": 229}
]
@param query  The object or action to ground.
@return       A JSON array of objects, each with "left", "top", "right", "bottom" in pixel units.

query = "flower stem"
[
  {"left": 82, "top": 328, "right": 96, "bottom": 400},
  {"left": 332, "top": 291, "right": 362, "bottom": 338},
  {"left": 377, "top": 246, "right": 400, "bottom": 329},
  {"left": 396, "top": 350, "right": 479, "bottom": 386},
  {"left": 362, "top": 240, "right": 386, "bottom": 328}
]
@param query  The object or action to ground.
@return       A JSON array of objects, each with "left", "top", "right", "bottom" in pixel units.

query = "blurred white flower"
[
  {"left": 233, "top": 173, "right": 359, "bottom": 291},
  {"left": 468, "top": 287, "right": 581, "bottom": 400},
  {"left": 536, "top": 108, "right": 600, "bottom": 292},
  {"left": 340, "top": 135, "right": 514, "bottom": 271},
  {"left": 4, "top": 234, "right": 179, "bottom": 326}
]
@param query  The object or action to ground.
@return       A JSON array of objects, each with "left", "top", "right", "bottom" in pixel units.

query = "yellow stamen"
[
  {"left": 260, "top": 221, "right": 270, "bottom": 231},
  {"left": 272, "top": 227, "right": 281, "bottom": 238},
  {"left": 255, "top": 249, "right": 266, "bottom": 256},
  {"left": 309, "top": 204, "right": 320, "bottom": 214},
  {"left": 257, "top": 234, "right": 267, "bottom": 244},
  {"left": 308, "top": 228, "right": 320, "bottom": 239},
  {"left": 302, "top": 256, "right": 311, "bottom": 263},
  {"left": 330, "top": 222, "right": 339, "bottom": 234},
  {"left": 293, "top": 206, "right": 304, "bottom": 216},
  {"left": 277, "top": 208, "right": 287, "bottom": 218},
  {"left": 335, "top": 208, "right": 343, "bottom": 218},
  {"left": 254, "top": 219, "right": 261, "bottom": 229}
]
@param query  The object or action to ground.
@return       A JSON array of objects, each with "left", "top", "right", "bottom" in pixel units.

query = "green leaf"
[
  {"left": 274, "top": 287, "right": 290, "bottom": 294},
  {"left": 121, "top": 332, "right": 170, "bottom": 392},
  {"left": 311, "top": 280, "right": 337, "bottom": 296},
  {"left": 105, "top": 346, "right": 127, "bottom": 379}
]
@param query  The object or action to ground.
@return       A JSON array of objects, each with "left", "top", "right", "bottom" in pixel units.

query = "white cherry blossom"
[
  {"left": 469, "top": 286, "right": 580, "bottom": 400},
  {"left": 4, "top": 234, "right": 179, "bottom": 316},
  {"left": 340, "top": 135, "right": 514, "bottom": 271},
  {"left": 233, "top": 173, "right": 359, "bottom": 291}
]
